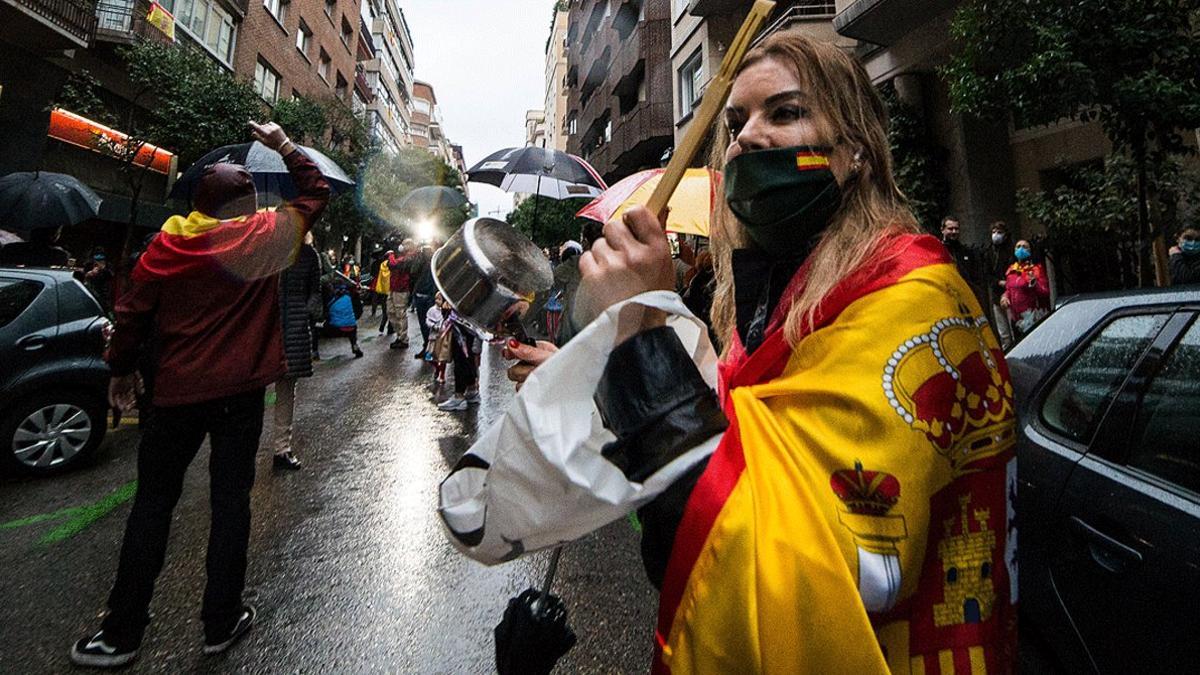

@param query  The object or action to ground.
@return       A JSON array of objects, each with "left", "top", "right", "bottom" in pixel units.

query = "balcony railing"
[
  {"left": 94, "top": 0, "right": 172, "bottom": 43},
  {"left": 11, "top": 0, "right": 97, "bottom": 45}
]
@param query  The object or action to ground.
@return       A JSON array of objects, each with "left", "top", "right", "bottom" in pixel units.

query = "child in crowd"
[
  {"left": 426, "top": 293, "right": 453, "bottom": 388},
  {"left": 326, "top": 274, "right": 363, "bottom": 358}
]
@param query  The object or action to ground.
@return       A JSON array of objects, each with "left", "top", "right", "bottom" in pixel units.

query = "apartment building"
[
  {"left": 360, "top": 0, "right": 414, "bottom": 153},
  {"left": 830, "top": 0, "right": 1125, "bottom": 244},
  {"left": 233, "top": 0, "right": 361, "bottom": 107},
  {"left": 565, "top": 0, "right": 674, "bottom": 184},
  {"left": 525, "top": 109, "right": 547, "bottom": 149},
  {"left": 544, "top": 1, "right": 569, "bottom": 151},
  {"left": 671, "top": 1, "right": 851, "bottom": 155}
]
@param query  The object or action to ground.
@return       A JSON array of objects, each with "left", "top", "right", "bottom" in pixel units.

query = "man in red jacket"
[
  {"left": 70, "top": 121, "right": 330, "bottom": 668},
  {"left": 385, "top": 238, "right": 415, "bottom": 349}
]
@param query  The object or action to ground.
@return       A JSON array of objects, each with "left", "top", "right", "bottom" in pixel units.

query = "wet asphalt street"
[{"left": 0, "top": 313, "right": 657, "bottom": 673}]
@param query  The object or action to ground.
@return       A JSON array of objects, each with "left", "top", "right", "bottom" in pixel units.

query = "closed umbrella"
[
  {"left": 467, "top": 147, "right": 606, "bottom": 200},
  {"left": 169, "top": 141, "right": 354, "bottom": 203},
  {"left": 397, "top": 185, "right": 468, "bottom": 213},
  {"left": 0, "top": 172, "right": 102, "bottom": 233},
  {"left": 576, "top": 167, "right": 715, "bottom": 237}
]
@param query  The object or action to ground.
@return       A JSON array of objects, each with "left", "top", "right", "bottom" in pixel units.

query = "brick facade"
[{"left": 233, "top": 0, "right": 361, "bottom": 105}]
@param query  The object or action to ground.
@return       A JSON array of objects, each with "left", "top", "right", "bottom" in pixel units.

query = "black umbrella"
[
  {"left": 397, "top": 185, "right": 468, "bottom": 213},
  {"left": 0, "top": 172, "right": 102, "bottom": 233},
  {"left": 467, "top": 147, "right": 606, "bottom": 199},
  {"left": 494, "top": 548, "right": 575, "bottom": 675},
  {"left": 169, "top": 141, "right": 355, "bottom": 203}
]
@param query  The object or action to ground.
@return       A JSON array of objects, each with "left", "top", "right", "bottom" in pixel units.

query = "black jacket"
[
  {"left": 278, "top": 244, "right": 321, "bottom": 377},
  {"left": 1170, "top": 252, "right": 1200, "bottom": 286}
]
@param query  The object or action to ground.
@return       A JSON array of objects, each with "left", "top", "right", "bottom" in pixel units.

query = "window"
[
  {"left": 0, "top": 279, "right": 43, "bottom": 328},
  {"left": 264, "top": 0, "right": 287, "bottom": 25},
  {"left": 341, "top": 16, "right": 353, "bottom": 47},
  {"left": 254, "top": 57, "right": 281, "bottom": 104},
  {"left": 159, "top": 0, "right": 234, "bottom": 64},
  {"left": 318, "top": 49, "right": 331, "bottom": 82},
  {"left": 414, "top": 99, "right": 431, "bottom": 115},
  {"left": 335, "top": 73, "right": 348, "bottom": 100},
  {"left": 679, "top": 48, "right": 703, "bottom": 115},
  {"left": 1041, "top": 314, "right": 1170, "bottom": 443},
  {"left": 296, "top": 20, "right": 312, "bottom": 57},
  {"left": 324, "top": 0, "right": 334, "bottom": 18},
  {"left": 1127, "top": 319, "right": 1200, "bottom": 493}
]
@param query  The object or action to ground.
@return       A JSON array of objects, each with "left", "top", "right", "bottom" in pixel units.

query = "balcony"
[
  {"left": 833, "top": 0, "right": 957, "bottom": 46},
  {"left": 612, "top": 100, "right": 672, "bottom": 174},
  {"left": 1, "top": 0, "right": 97, "bottom": 49},
  {"left": 357, "top": 19, "right": 375, "bottom": 59},
  {"left": 354, "top": 64, "right": 374, "bottom": 103},
  {"left": 94, "top": 0, "right": 172, "bottom": 44}
]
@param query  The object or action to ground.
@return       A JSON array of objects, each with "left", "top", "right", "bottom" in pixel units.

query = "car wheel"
[{"left": 0, "top": 393, "right": 107, "bottom": 475}]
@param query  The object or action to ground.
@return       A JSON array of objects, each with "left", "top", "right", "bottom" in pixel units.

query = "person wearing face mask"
[
  {"left": 1169, "top": 227, "right": 1200, "bottom": 285},
  {"left": 443, "top": 30, "right": 1016, "bottom": 674},
  {"left": 1000, "top": 239, "right": 1050, "bottom": 340},
  {"left": 984, "top": 221, "right": 1016, "bottom": 348}
]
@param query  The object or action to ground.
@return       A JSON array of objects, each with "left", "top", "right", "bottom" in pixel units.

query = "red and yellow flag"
[{"left": 655, "top": 235, "right": 1017, "bottom": 674}]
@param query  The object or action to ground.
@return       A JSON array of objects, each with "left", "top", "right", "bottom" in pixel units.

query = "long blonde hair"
[{"left": 709, "top": 30, "right": 919, "bottom": 352}]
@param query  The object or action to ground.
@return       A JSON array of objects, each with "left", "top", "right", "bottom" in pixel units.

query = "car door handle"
[
  {"left": 1068, "top": 516, "right": 1144, "bottom": 574},
  {"left": 15, "top": 334, "right": 48, "bottom": 351}
]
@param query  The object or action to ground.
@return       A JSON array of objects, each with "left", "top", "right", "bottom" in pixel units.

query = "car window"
[
  {"left": 0, "top": 278, "right": 43, "bottom": 328},
  {"left": 1041, "top": 313, "right": 1170, "bottom": 443},
  {"left": 1127, "top": 318, "right": 1200, "bottom": 494}
]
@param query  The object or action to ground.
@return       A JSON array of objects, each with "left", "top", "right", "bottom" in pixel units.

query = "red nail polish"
[{"left": 508, "top": 339, "right": 520, "bottom": 349}]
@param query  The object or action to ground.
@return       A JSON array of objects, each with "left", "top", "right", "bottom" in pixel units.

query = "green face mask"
[{"left": 723, "top": 145, "right": 842, "bottom": 257}]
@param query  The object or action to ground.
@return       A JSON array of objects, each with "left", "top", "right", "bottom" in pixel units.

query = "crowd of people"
[{"left": 0, "top": 22, "right": 1196, "bottom": 675}]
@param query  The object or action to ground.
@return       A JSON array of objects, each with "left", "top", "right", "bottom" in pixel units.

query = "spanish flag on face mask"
[{"left": 654, "top": 234, "right": 1017, "bottom": 674}]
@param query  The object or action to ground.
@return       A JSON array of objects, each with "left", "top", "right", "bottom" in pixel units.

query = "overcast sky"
[{"left": 402, "top": 0, "right": 555, "bottom": 221}]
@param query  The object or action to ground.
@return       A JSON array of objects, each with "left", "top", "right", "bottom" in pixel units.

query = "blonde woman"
[{"left": 443, "top": 30, "right": 1016, "bottom": 674}]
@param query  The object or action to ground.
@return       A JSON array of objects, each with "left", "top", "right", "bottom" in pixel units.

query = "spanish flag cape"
[
  {"left": 654, "top": 233, "right": 1017, "bottom": 674},
  {"left": 133, "top": 209, "right": 298, "bottom": 283}
]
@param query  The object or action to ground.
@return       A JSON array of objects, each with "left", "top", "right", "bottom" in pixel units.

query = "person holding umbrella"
[
  {"left": 69, "top": 120, "right": 331, "bottom": 668},
  {"left": 445, "top": 29, "right": 1017, "bottom": 673}
]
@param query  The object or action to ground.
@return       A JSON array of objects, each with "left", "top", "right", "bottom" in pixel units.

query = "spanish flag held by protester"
[{"left": 653, "top": 234, "right": 1017, "bottom": 674}]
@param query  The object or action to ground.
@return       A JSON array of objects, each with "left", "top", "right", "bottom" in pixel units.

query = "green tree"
[
  {"left": 120, "top": 41, "right": 264, "bottom": 166},
  {"left": 942, "top": 0, "right": 1200, "bottom": 285},
  {"left": 507, "top": 196, "right": 591, "bottom": 248},
  {"left": 360, "top": 146, "right": 468, "bottom": 242}
]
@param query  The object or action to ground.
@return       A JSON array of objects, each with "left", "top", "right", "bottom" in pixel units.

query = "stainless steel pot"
[{"left": 432, "top": 217, "right": 552, "bottom": 341}]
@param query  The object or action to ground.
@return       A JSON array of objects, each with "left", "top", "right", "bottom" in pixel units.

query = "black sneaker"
[
  {"left": 203, "top": 605, "right": 256, "bottom": 655},
  {"left": 69, "top": 630, "right": 138, "bottom": 668}
]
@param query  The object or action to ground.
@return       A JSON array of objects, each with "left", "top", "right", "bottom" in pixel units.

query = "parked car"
[
  {"left": 1008, "top": 286, "right": 1200, "bottom": 672},
  {"left": 0, "top": 266, "right": 111, "bottom": 475}
]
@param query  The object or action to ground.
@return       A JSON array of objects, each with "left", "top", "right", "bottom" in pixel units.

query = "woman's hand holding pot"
[
  {"left": 575, "top": 206, "right": 675, "bottom": 340},
  {"left": 504, "top": 339, "right": 559, "bottom": 390}
]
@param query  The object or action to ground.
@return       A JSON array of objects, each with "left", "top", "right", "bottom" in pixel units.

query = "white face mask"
[{"left": 991, "top": 232, "right": 1006, "bottom": 245}]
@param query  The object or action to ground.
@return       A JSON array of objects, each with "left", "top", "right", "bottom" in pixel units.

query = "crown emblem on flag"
[
  {"left": 830, "top": 461, "right": 900, "bottom": 516},
  {"left": 882, "top": 316, "right": 1014, "bottom": 469}
]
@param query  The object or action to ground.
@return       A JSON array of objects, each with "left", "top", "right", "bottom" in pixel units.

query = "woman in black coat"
[{"left": 272, "top": 238, "right": 321, "bottom": 470}]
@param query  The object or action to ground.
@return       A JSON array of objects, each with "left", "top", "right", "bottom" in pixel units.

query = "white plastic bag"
[{"left": 439, "top": 290, "right": 720, "bottom": 564}]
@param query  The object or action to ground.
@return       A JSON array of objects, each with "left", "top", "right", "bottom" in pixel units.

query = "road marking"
[{"left": 0, "top": 480, "right": 138, "bottom": 546}]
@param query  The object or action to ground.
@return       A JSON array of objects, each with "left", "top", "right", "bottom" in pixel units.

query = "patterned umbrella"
[
  {"left": 0, "top": 172, "right": 102, "bottom": 233},
  {"left": 467, "top": 147, "right": 606, "bottom": 200},
  {"left": 576, "top": 167, "right": 716, "bottom": 237},
  {"left": 169, "top": 141, "right": 354, "bottom": 203}
]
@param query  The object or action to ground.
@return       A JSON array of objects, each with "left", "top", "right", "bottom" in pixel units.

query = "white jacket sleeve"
[{"left": 437, "top": 291, "right": 721, "bottom": 564}]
